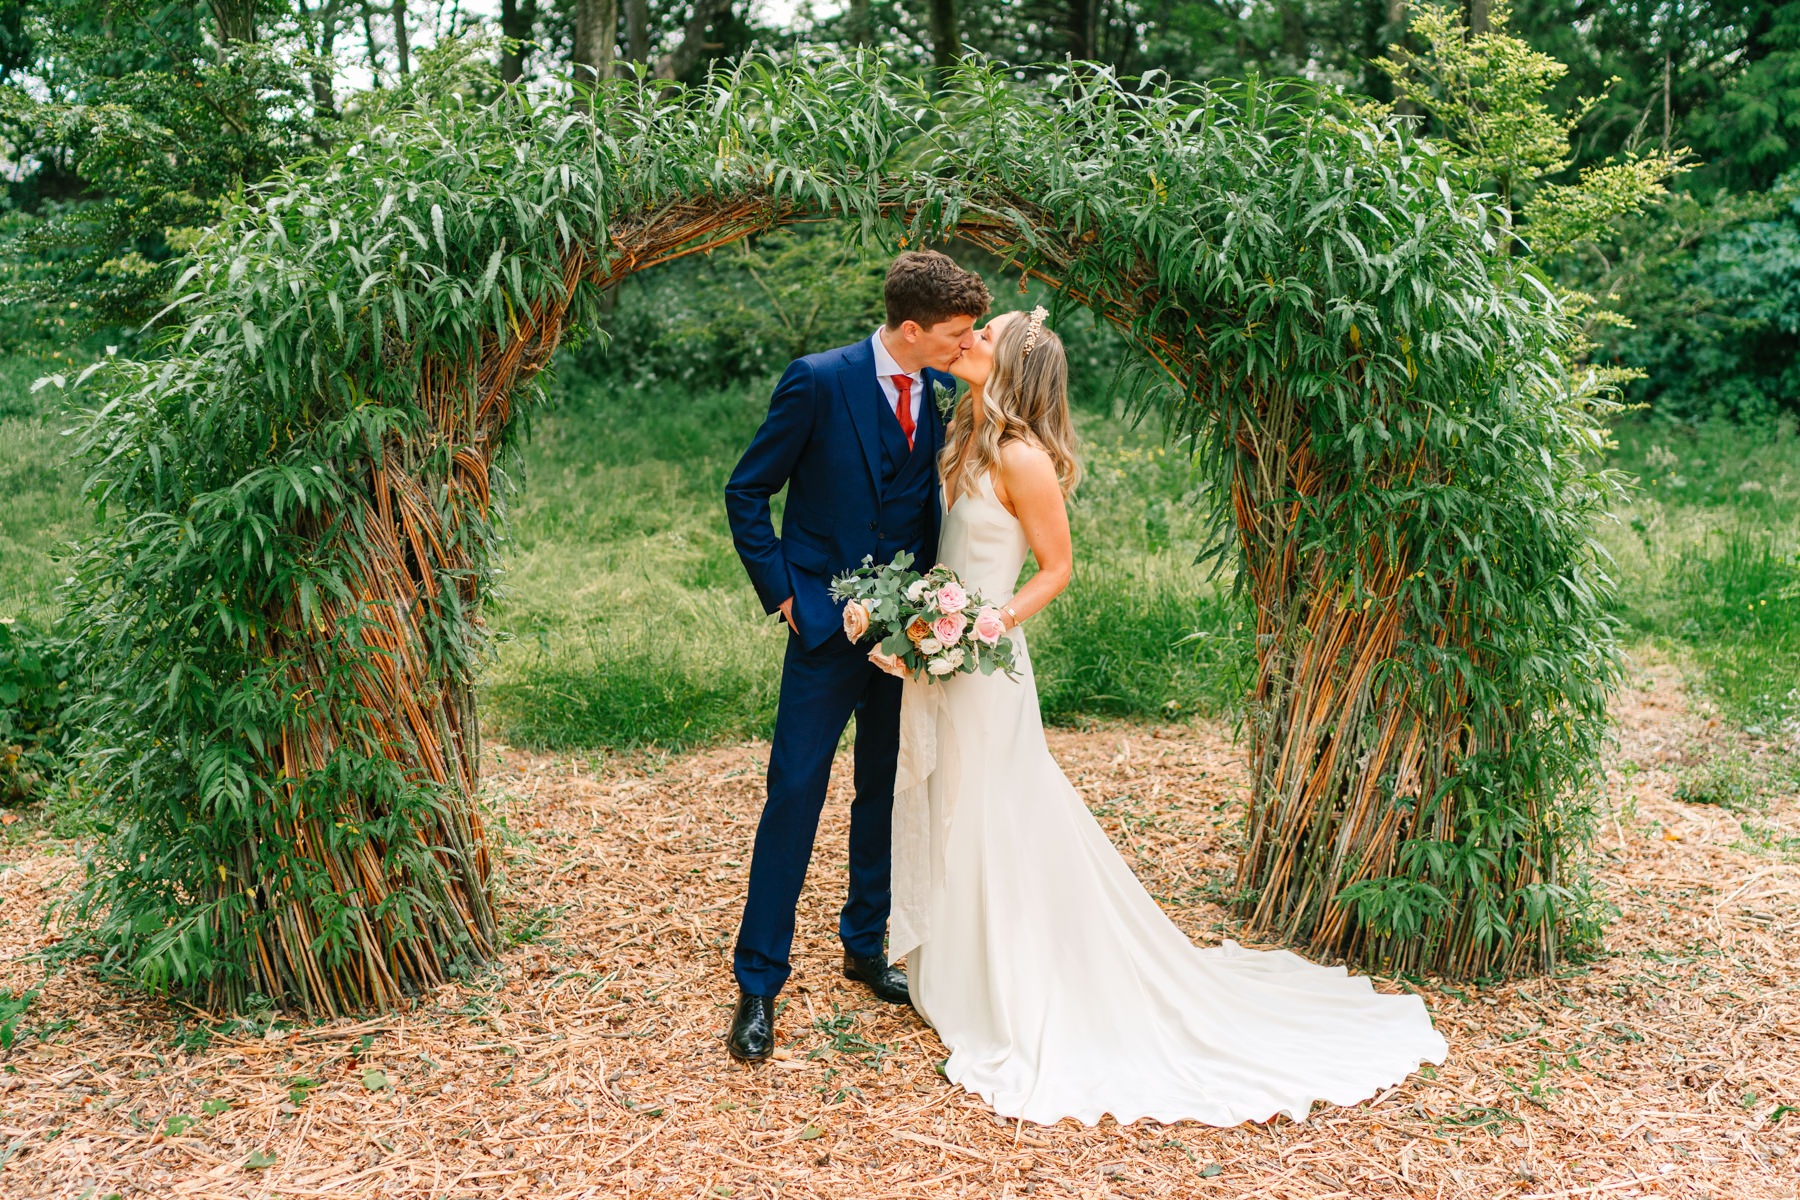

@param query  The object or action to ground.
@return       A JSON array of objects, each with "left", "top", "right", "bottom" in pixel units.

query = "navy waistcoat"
[{"left": 875, "top": 390, "right": 936, "bottom": 560}]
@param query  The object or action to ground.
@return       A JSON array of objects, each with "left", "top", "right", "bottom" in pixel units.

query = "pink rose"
[
  {"left": 842, "top": 599, "right": 870, "bottom": 642},
  {"left": 934, "top": 582, "right": 968, "bottom": 614},
  {"left": 931, "top": 612, "right": 967, "bottom": 645},
  {"left": 972, "top": 606, "right": 1006, "bottom": 646}
]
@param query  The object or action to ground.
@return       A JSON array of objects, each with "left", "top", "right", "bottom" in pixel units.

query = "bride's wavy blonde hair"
[{"left": 939, "top": 312, "right": 1082, "bottom": 506}]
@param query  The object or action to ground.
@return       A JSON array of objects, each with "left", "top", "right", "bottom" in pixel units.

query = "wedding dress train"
[{"left": 889, "top": 470, "right": 1447, "bottom": 1127}]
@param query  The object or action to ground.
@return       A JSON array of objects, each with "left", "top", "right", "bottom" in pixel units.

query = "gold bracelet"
[{"left": 1002, "top": 604, "right": 1020, "bottom": 628}]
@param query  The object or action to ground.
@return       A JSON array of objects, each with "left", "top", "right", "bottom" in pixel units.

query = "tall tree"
[
  {"left": 297, "top": 0, "right": 350, "bottom": 118},
  {"left": 1066, "top": 0, "right": 1091, "bottom": 59},
  {"left": 625, "top": 0, "right": 649, "bottom": 62},
  {"left": 207, "top": 0, "right": 257, "bottom": 46},
  {"left": 359, "top": 0, "right": 384, "bottom": 86},
  {"left": 929, "top": 0, "right": 957, "bottom": 74},
  {"left": 499, "top": 0, "right": 535, "bottom": 82},
  {"left": 393, "top": 0, "right": 411, "bottom": 75},
  {"left": 656, "top": 0, "right": 730, "bottom": 81},
  {"left": 848, "top": 0, "right": 872, "bottom": 46},
  {"left": 571, "top": 0, "right": 618, "bottom": 95}
]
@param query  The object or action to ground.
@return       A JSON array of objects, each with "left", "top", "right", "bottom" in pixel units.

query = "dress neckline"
[{"left": 944, "top": 469, "right": 1002, "bottom": 519}]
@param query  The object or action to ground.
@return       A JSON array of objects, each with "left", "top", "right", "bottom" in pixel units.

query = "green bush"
[
  {"left": 0, "top": 618, "right": 73, "bottom": 805},
  {"left": 1609, "top": 175, "right": 1800, "bottom": 425}
]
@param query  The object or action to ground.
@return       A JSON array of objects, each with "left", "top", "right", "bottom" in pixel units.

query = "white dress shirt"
[{"left": 870, "top": 328, "right": 924, "bottom": 428}]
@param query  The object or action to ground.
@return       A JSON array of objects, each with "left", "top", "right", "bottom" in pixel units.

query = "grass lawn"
[
  {"left": 0, "top": 352, "right": 89, "bottom": 629},
  {"left": 1598, "top": 417, "right": 1800, "bottom": 739},
  {"left": 4, "top": 346, "right": 1797, "bottom": 758},
  {"left": 481, "top": 357, "right": 1249, "bottom": 750}
]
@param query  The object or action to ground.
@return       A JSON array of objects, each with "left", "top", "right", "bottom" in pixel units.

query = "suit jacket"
[{"left": 726, "top": 338, "right": 953, "bottom": 652}]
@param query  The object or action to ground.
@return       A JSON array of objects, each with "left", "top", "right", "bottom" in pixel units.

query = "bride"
[{"left": 875, "top": 306, "right": 1448, "bottom": 1128}]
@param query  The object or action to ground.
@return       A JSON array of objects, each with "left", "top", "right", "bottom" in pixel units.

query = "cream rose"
[
  {"left": 905, "top": 579, "right": 930, "bottom": 604},
  {"left": 918, "top": 637, "right": 943, "bottom": 655},
  {"left": 841, "top": 599, "right": 871, "bottom": 642},
  {"left": 927, "top": 656, "right": 958, "bottom": 676}
]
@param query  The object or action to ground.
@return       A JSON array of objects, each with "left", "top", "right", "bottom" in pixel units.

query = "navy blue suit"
[{"left": 724, "top": 337, "right": 952, "bottom": 997}]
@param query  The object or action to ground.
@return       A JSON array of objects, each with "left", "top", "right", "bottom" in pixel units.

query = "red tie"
[{"left": 892, "top": 374, "right": 915, "bottom": 450}]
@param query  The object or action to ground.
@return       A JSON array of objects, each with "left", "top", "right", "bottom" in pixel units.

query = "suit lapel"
[{"left": 837, "top": 339, "right": 883, "bottom": 490}]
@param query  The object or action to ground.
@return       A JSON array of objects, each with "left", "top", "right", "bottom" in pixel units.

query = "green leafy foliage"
[
  {"left": 0, "top": 984, "right": 37, "bottom": 1049},
  {"left": 0, "top": 618, "right": 74, "bottom": 805},
  {"left": 58, "top": 48, "right": 1620, "bottom": 999},
  {"left": 0, "top": 7, "right": 328, "bottom": 348},
  {"left": 1609, "top": 176, "right": 1800, "bottom": 424},
  {"left": 585, "top": 225, "right": 888, "bottom": 388}
]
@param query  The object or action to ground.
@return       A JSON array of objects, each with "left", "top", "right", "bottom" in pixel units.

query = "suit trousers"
[{"left": 732, "top": 629, "right": 900, "bottom": 997}]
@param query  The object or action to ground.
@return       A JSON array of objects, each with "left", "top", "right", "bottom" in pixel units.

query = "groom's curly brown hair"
[{"left": 884, "top": 250, "right": 991, "bottom": 330}]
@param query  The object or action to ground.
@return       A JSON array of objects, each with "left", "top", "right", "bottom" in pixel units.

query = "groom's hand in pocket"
[{"left": 777, "top": 596, "right": 798, "bottom": 634}]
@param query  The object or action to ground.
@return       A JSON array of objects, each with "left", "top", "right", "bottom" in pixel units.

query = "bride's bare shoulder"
[
  {"left": 997, "top": 436, "right": 1053, "bottom": 472},
  {"left": 993, "top": 437, "right": 1057, "bottom": 513}
]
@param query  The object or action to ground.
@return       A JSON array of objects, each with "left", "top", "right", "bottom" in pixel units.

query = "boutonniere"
[{"left": 932, "top": 378, "right": 959, "bottom": 421}]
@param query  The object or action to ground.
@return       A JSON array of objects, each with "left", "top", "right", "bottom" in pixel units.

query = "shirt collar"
[{"left": 871, "top": 328, "right": 920, "bottom": 382}]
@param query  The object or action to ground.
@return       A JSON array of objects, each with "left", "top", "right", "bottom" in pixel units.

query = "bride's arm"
[{"left": 994, "top": 441, "right": 1072, "bottom": 629}]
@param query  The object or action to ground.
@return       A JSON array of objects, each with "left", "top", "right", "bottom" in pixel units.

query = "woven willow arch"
[{"left": 67, "top": 57, "right": 1618, "bottom": 1015}]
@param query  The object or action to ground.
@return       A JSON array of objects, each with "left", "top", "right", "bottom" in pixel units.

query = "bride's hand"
[{"left": 868, "top": 647, "right": 908, "bottom": 678}]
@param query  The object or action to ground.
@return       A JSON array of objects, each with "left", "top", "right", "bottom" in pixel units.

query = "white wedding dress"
[{"left": 889, "top": 471, "right": 1447, "bottom": 1127}]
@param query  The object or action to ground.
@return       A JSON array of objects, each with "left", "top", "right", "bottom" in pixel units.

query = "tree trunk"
[
  {"left": 297, "top": 0, "right": 345, "bottom": 120},
  {"left": 928, "top": 0, "right": 958, "bottom": 77},
  {"left": 360, "top": 0, "right": 385, "bottom": 87},
  {"left": 1385, "top": 0, "right": 1417, "bottom": 117},
  {"left": 500, "top": 0, "right": 535, "bottom": 82},
  {"left": 393, "top": 0, "right": 411, "bottom": 75},
  {"left": 1279, "top": 0, "right": 1306, "bottom": 63},
  {"left": 573, "top": 0, "right": 619, "bottom": 98},
  {"left": 625, "top": 0, "right": 649, "bottom": 62},
  {"left": 848, "top": 0, "right": 872, "bottom": 46},
  {"left": 208, "top": 0, "right": 257, "bottom": 45},
  {"left": 1466, "top": 0, "right": 1490, "bottom": 36},
  {"left": 1066, "top": 0, "right": 1092, "bottom": 61},
  {"left": 655, "top": 0, "right": 730, "bottom": 83}
]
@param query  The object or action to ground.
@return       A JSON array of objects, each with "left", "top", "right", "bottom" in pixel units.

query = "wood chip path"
[{"left": 0, "top": 658, "right": 1794, "bottom": 1198}]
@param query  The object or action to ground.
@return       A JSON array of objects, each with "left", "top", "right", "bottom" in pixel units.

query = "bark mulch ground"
[{"left": 0, "top": 657, "right": 1795, "bottom": 1199}]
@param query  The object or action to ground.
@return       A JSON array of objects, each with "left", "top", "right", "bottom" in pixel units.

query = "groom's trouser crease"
[{"left": 733, "top": 631, "right": 901, "bottom": 997}]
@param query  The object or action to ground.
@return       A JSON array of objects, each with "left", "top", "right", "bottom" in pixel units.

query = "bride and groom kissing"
[{"left": 723, "top": 250, "right": 1447, "bottom": 1127}]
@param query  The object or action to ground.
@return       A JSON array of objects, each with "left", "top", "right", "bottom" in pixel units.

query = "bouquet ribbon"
[{"left": 888, "top": 676, "right": 951, "bottom": 965}]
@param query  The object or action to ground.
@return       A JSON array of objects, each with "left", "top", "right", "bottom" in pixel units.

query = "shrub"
[{"left": 0, "top": 619, "right": 74, "bottom": 805}]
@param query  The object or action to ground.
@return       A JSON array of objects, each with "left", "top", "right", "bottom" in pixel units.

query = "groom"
[{"left": 722, "top": 250, "right": 991, "bottom": 1062}]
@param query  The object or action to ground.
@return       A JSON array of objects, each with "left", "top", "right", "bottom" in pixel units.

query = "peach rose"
[
  {"left": 905, "top": 615, "right": 932, "bottom": 646},
  {"left": 842, "top": 599, "right": 870, "bottom": 642},
  {"left": 972, "top": 606, "right": 1006, "bottom": 645},
  {"left": 932, "top": 612, "right": 967, "bottom": 645},
  {"left": 934, "top": 582, "right": 969, "bottom": 614}
]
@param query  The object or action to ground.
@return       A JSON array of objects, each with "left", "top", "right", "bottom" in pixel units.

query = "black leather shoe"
[
  {"left": 843, "top": 951, "right": 913, "bottom": 1006},
  {"left": 727, "top": 990, "right": 775, "bottom": 1062}
]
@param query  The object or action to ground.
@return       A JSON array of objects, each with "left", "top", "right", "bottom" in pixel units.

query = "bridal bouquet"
[{"left": 829, "top": 552, "right": 1018, "bottom": 681}]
